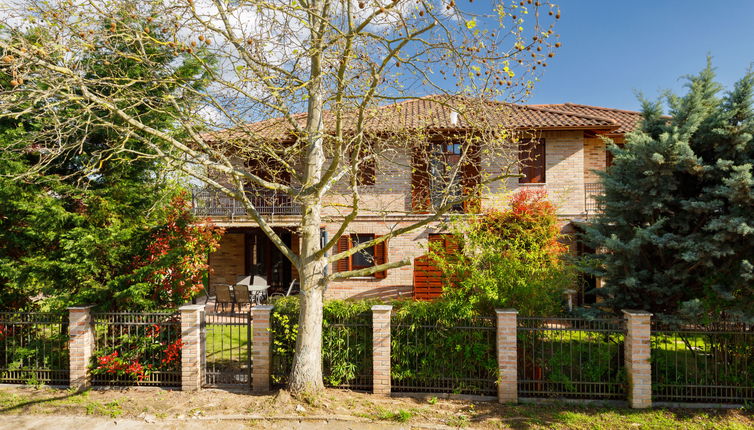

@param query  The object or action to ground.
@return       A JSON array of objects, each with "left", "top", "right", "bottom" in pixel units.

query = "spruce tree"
[{"left": 584, "top": 61, "right": 754, "bottom": 322}]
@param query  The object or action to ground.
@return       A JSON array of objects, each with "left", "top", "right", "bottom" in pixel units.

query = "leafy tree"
[
  {"left": 583, "top": 61, "right": 754, "bottom": 322},
  {"left": 0, "top": 10, "right": 221, "bottom": 311},
  {"left": 431, "top": 188, "right": 574, "bottom": 317}
]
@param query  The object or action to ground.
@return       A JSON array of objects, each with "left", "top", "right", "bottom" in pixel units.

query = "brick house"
[{"left": 194, "top": 97, "right": 641, "bottom": 301}]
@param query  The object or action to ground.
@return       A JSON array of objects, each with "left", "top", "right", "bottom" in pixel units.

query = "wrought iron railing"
[
  {"left": 203, "top": 311, "right": 252, "bottom": 388},
  {"left": 584, "top": 182, "right": 604, "bottom": 215},
  {"left": 91, "top": 311, "right": 181, "bottom": 388},
  {"left": 191, "top": 187, "right": 302, "bottom": 217},
  {"left": 390, "top": 316, "right": 498, "bottom": 396},
  {"left": 651, "top": 321, "right": 754, "bottom": 404},
  {"left": 517, "top": 317, "right": 627, "bottom": 400},
  {"left": 0, "top": 312, "right": 69, "bottom": 385}
]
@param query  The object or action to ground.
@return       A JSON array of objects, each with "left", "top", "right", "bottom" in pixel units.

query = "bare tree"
[{"left": 0, "top": 0, "right": 560, "bottom": 394}]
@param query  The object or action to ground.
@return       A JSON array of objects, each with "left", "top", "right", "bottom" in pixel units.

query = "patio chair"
[
  {"left": 249, "top": 284, "right": 270, "bottom": 304},
  {"left": 234, "top": 285, "right": 251, "bottom": 311},
  {"left": 214, "top": 285, "right": 234, "bottom": 314}
]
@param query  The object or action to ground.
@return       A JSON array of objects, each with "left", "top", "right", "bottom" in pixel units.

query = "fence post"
[
  {"left": 623, "top": 310, "right": 652, "bottom": 408},
  {"left": 495, "top": 309, "right": 518, "bottom": 403},
  {"left": 68, "top": 306, "right": 94, "bottom": 390},
  {"left": 371, "top": 305, "right": 393, "bottom": 395},
  {"left": 252, "top": 305, "right": 274, "bottom": 393},
  {"left": 179, "top": 304, "right": 204, "bottom": 391}
]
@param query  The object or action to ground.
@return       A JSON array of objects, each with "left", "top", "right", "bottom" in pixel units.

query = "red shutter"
[
  {"left": 373, "top": 235, "right": 387, "bottom": 279},
  {"left": 411, "top": 144, "right": 431, "bottom": 212},
  {"left": 519, "top": 139, "right": 546, "bottom": 184},
  {"left": 462, "top": 141, "right": 482, "bottom": 213},
  {"left": 335, "top": 235, "right": 352, "bottom": 273},
  {"left": 358, "top": 157, "right": 376, "bottom": 186},
  {"left": 290, "top": 232, "right": 300, "bottom": 280}
]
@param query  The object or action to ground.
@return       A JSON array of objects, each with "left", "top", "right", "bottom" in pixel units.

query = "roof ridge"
[{"left": 562, "top": 102, "right": 642, "bottom": 115}]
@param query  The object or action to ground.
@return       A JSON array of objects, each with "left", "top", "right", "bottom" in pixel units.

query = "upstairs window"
[
  {"left": 411, "top": 140, "right": 481, "bottom": 213},
  {"left": 519, "top": 139, "right": 546, "bottom": 184}
]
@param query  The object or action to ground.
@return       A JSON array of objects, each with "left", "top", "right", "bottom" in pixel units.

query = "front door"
[{"left": 246, "top": 229, "right": 293, "bottom": 295}]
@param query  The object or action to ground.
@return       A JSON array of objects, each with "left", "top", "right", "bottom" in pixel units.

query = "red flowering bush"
[
  {"left": 91, "top": 317, "right": 183, "bottom": 382},
  {"left": 118, "top": 192, "right": 224, "bottom": 309},
  {"left": 431, "top": 188, "right": 575, "bottom": 316}
]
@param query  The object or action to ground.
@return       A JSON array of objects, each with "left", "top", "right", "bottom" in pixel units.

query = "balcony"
[
  {"left": 191, "top": 187, "right": 302, "bottom": 218},
  {"left": 584, "top": 182, "right": 604, "bottom": 215}
]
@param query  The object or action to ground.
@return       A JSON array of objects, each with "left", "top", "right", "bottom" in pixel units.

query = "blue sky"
[{"left": 520, "top": 0, "right": 754, "bottom": 111}]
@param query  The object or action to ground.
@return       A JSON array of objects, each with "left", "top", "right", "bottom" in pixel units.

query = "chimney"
[{"left": 449, "top": 110, "right": 459, "bottom": 126}]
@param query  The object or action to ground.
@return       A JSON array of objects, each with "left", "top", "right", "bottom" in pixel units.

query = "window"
[
  {"left": 357, "top": 157, "right": 376, "bottom": 186},
  {"left": 334, "top": 233, "right": 388, "bottom": 278},
  {"left": 519, "top": 139, "right": 546, "bottom": 183},
  {"left": 429, "top": 143, "right": 463, "bottom": 211},
  {"left": 351, "top": 234, "right": 375, "bottom": 269},
  {"left": 412, "top": 140, "right": 480, "bottom": 213}
]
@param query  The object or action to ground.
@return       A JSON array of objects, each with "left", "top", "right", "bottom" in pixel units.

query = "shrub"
[{"left": 431, "top": 188, "right": 575, "bottom": 316}]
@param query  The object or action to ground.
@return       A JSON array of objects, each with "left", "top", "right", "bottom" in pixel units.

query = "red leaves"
[{"left": 161, "top": 338, "right": 183, "bottom": 364}]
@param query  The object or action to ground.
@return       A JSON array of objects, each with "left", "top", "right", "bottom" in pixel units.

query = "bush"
[{"left": 431, "top": 188, "right": 575, "bottom": 316}]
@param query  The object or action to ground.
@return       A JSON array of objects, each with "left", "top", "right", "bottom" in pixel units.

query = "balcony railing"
[
  {"left": 584, "top": 182, "right": 604, "bottom": 215},
  {"left": 191, "top": 187, "right": 302, "bottom": 217}
]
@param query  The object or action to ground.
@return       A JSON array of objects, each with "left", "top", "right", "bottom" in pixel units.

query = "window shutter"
[
  {"left": 373, "top": 235, "right": 388, "bottom": 279},
  {"left": 411, "top": 145, "right": 431, "bottom": 212},
  {"left": 462, "top": 142, "right": 482, "bottom": 213},
  {"left": 519, "top": 139, "right": 546, "bottom": 184},
  {"left": 357, "top": 157, "right": 376, "bottom": 186},
  {"left": 335, "top": 235, "right": 352, "bottom": 273}
]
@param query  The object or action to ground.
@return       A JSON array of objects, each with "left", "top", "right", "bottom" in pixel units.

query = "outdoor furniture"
[
  {"left": 234, "top": 285, "right": 252, "bottom": 311},
  {"left": 249, "top": 284, "right": 270, "bottom": 304},
  {"left": 214, "top": 285, "right": 234, "bottom": 313}
]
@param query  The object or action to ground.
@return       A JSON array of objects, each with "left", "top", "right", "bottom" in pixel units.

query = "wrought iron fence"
[
  {"left": 517, "top": 317, "right": 626, "bottom": 400},
  {"left": 391, "top": 316, "right": 497, "bottom": 396},
  {"left": 584, "top": 182, "right": 604, "bottom": 215},
  {"left": 191, "top": 187, "right": 302, "bottom": 217},
  {"left": 271, "top": 311, "right": 373, "bottom": 391},
  {"left": 651, "top": 321, "right": 754, "bottom": 404},
  {"left": 203, "top": 311, "right": 252, "bottom": 388},
  {"left": 0, "top": 312, "right": 69, "bottom": 385},
  {"left": 91, "top": 311, "right": 181, "bottom": 388}
]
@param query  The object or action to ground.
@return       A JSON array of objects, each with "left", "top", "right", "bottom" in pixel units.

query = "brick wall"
[
  {"left": 208, "top": 232, "right": 245, "bottom": 293},
  {"left": 584, "top": 135, "right": 624, "bottom": 183}
]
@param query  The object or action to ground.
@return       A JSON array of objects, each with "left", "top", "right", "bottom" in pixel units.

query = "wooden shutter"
[
  {"left": 373, "top": 235, "right": 388, "bottom": 279},
  {"left": 357, "top": 157, "right": 376, "bottom": 186},
  {"left": 335, "top": 235, "right": 352, "bottom": 273},
  {"left": 519, "top": 139, "right": 546, "bottom": 183},
  {"left": 411, "top": 144, "right": 431, "bottom": 212},
  {"left": 461, "top": 141, "right": 482, "bottom": 213},
  {"left": 290, "top": 232, "right": 300, "bottom": 280}
]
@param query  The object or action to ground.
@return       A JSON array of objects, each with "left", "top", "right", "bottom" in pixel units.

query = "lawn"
[
  {"left": 0, "top": 385, "right": 752, "bottom": 429},
  {"left": 204, "top": 322, "right": 251, "bottom": 363}
]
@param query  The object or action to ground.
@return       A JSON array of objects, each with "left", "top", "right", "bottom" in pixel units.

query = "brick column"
[
  {"left": 623, "top": 310, "right": 652, "bottom": 408},
  {"left": 68, "top": 306, "right": 94, "bottom": 390},
  {"left": 496, "top": 309, "right": 518, "bottom": 403},
  {"left": 371, "top": 305, "right": 392, "bottom": 395},
  {"left": 252, "top": 305, "right": 274, "bottom": 393},
  {"left": 179, "top": 304, "right": 204, "bottom": 391}
]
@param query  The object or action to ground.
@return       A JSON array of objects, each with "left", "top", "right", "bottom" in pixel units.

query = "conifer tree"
[{"left": 584, "top": 61, "right": 754, "bottom": 322}]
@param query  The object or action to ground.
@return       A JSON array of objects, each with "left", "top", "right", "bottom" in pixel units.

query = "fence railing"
[
  {"left": 584, "top": 182, "right": 604, "bottom": 215},
  {"left": 271, "top": 311, "right": 373, "bottom": 391},
  {"left": 0, "top": 312, "right": 69, "bottom": 385},
  {"left": 391, "top": 316, "right": 498, "bottom": 396},
  {"left": 651, "top": 321, "right": 754, "bottom": 404},
  {"left": 191, "top": 187, "right": 302, "bottom": 217},
  {"left": 517, "top": 317, "right": 626, "bottom": 400},
  {"left": 203, "top": 311, "right": 252, "bottom": 388},
  {"left": 91, "top": 311, "right": 182, "bottom": 388}
]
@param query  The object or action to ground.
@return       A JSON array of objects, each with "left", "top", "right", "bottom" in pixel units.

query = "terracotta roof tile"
[
  {"left": 530, "top": 103, "right": 644, "bottom": 135},
  {"left": 208, "top": 96, "right": 623, "bottom": 142}
]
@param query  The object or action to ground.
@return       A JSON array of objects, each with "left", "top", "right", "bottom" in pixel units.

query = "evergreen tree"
[{"left": 583, "top": 61, "right": 754, "bottom": 322}]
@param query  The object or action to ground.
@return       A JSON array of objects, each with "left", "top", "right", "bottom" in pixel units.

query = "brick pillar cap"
[
  {"left": 495, "top": 308, "right": 518, "bottom": 314},
  {"left": 371, "top": 305, "right": 393, "bottom": 311},
  {"left": 253, "top": 305, "right": 275, "bottom": 311},
  {"left": 622, "top": 309, "right": 653, "bottom": 317},
  {"left": 179, "top": 304, "right": 205, "bottom": 311},
  {"left": 67, "top": 305, "right": 95, "bottom": 311}
]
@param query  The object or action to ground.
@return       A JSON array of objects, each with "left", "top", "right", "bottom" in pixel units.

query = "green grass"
[{"left": 204, "top": 323, "right": 251, "bottom": 362}]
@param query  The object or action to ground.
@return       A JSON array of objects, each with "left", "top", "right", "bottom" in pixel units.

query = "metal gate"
[{"left": 203, "top": 311, "right": 252, "bottom": 388}]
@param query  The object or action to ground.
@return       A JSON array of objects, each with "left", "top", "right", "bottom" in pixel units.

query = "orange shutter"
[
  {"left": 519, "top": 139, "right": 546, "bottom": 184},
  {"left": 373, "top": 235, "right": 387, "bottom": 279},
  {"left": 335, "top": 235, "right": 352, "bottom": 273},
  {"left": 411, "top": 145, "right": 431, "bottom": 212}
]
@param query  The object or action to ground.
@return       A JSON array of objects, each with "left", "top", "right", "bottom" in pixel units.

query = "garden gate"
[{"left": 202, "top": 311, "right": 253, "bottom": 389}]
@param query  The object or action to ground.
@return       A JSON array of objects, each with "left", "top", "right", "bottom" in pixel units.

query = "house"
[{"left": 193, "top": 96, "right": 642, "bottom": 301}]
